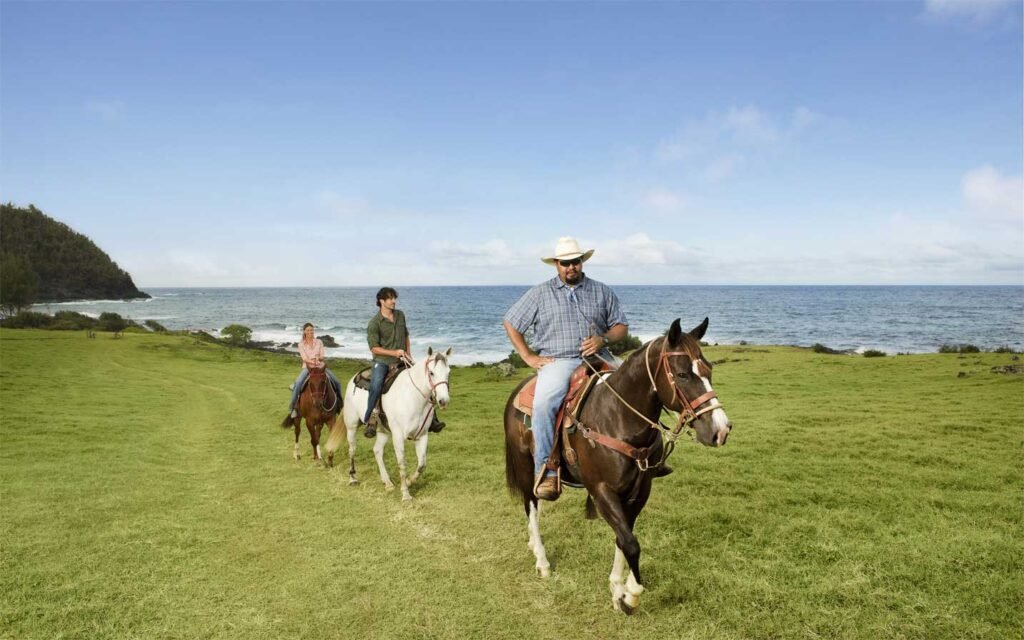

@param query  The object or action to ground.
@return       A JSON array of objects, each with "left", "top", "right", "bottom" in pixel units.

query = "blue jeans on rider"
[
  {"left": 363, "top": 362, "right": 389, "bottom": 424},
  {"left": 531, "top": 357, "right": 582, "bottom": 477},
  {"left": 288, "top": 368, "right": 341, "bottom": 412}
]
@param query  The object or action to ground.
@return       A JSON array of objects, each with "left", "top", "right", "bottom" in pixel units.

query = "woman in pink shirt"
[{"left": 288, "top": 322, "right": 341, "bottom": 418}]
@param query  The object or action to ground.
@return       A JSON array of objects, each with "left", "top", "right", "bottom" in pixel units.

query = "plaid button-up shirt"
[{"left": 504, "top": 275, "right": 628, "bottom": 359}]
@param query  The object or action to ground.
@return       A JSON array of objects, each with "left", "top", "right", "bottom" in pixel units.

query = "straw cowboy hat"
[{"left": 541, "top": 237, "right": 595, "bottom": 265}]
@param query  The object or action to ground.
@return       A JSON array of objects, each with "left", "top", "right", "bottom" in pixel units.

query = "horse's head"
[
  {"left": 425, "top": 347, "right": 453, "bottom": 408},
  {"left": 652, "top": 318, "right": 732, "bottom": 447},
  {"left": 307, "top": 366, "right": 328, "bottom": 394}
]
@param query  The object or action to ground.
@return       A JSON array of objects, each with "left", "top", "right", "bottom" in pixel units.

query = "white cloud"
[
  {"left": 590, "top": 233, "right": 700, "bottom": 267},
  {"left": 316, "top": 191, "right": 370, "bottom": 218},
  {"left": 644, "top": 188, "right": 687, "bottom": 214},
  {"left": 724, "top": 106, "right": 779, "bottom": 144},
  {"left": 701, "top": 154, "right": 744, "bottom": 183},
  {"left": 84, "top": 100, "right": 125, "bottom": 121},
  {"left": 654, "top": 105, "right": 828, "bottom": 181},
  {"left": 924, "top": 0, "right": 1019, "bottom": 24},
  {"left": 428, "top": 238, "right": 526, "bottom": 268},
  {"left": 962, "top": 165, "right": 1024, "bottom": 222}
]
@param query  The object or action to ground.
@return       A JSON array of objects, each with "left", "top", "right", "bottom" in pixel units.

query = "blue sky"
[{"left": 2, "top": 0, "right": 1021, "bottom": 286}]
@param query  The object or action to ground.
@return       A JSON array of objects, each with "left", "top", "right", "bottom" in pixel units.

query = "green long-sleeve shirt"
[{"left": 367, "top": 309, "right": 408, "bottom": 364}]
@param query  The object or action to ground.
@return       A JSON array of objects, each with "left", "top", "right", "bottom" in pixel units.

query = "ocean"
[{"left": 32, "top": 286, "right": 1024, "bottom": 365}]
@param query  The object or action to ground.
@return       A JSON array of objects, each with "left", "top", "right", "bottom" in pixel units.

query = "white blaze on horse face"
[
  {"left": 431, "top": 359, "right": 451, "bottom": 407},
  {"left": 692, "top": 360, "right": 731, "bottom": 434}
]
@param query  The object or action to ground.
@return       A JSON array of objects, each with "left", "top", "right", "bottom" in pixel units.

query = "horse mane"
[{"left": 625, "top": 334, "right": 710, "bottom": 377}]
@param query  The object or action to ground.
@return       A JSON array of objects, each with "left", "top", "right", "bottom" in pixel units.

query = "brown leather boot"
[
  {"left": 363, "top": 410, "right": 379, "bottom": 438},
  {"left": 652, "top": 464, "right": 674, "bottom": 478},
  {"left": 534, "top": 473, "right": 561, "bottom": 501},
  {"left": 428, "top": 413, "right": 445, "bottom": 433}
]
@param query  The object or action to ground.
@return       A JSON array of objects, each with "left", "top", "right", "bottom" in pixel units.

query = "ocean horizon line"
[{"left": 137, "top": 283, "right": 1024, "bottom": 290}]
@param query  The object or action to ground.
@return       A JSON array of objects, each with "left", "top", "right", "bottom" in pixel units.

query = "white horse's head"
[{"left": 426, "top": 346, "right": 453, "bottom": 408}]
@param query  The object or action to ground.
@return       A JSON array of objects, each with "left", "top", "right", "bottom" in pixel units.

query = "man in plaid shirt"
[{"left": 503, "top": 237, "right": 628, "bottom": 500}]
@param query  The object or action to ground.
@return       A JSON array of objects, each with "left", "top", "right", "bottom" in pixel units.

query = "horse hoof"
[
  {"left": 384, "top": 484, "right": 395, "bottom": 491},
  {"left": 614, "top": 596, "right": 636, "bottom": 615},
  {"left": 348, "top": 478, "right": 359, "bottom": 485},
  {"left": 536, "top": 565, "right": 551, "bottom": 579},
  {"left": 402, "top": 495, "right": 413, "bottom": 503}
]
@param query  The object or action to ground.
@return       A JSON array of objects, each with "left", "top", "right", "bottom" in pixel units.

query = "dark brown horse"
[
  {"left": 281, "top": 367, "right": 341, "bottom": 464},
  {"left": 504, "top": 318, "right": 733, "bottom": 613}
]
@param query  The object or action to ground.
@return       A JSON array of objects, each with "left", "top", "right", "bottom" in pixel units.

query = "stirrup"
[{"left": 533, "top": 469, "right": 561, "bottom": 501}]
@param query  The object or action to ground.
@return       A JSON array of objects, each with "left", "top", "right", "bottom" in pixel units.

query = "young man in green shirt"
[{"left": 362, "top": 287, "right": 445, "bottom": 437}]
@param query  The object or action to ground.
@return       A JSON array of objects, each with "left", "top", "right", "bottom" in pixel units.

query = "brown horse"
[
  {"left": 280, "top": 367, "right": 342, "bottom": 464},
  {"left": 503, "top": 318, "right": 733, "bottom": 613}
]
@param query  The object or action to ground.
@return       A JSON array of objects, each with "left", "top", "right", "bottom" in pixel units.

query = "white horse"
[{"left": 326, "top": 347, "right": 452, "bottom": 501}]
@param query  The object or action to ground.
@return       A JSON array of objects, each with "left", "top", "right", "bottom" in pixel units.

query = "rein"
[
  {"left": 310, "top": 369, "right": 339, "bottom": 413},
  {"left": 403, "top": 354, "right": 449, "bottom": 440},
  {"left": 577, "top": 337, "right": 723, "bottom": 470}
]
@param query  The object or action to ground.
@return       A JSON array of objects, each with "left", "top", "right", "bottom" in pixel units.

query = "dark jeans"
[{"left": 362, "top": 362, "right": 389, "bottom": 424}]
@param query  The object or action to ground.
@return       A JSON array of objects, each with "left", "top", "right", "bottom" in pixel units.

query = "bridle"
[
  {"left": 308, "top": 368, "right": 339, "bottom": 413},
  {"left": 577, "top": 336, "right": 724, "bottom": 470},
  {"left": 646, "top": 339, "right": 720, "bottom": 427},
  {"left": 402, "top": 354, "right": 450, "bottom": 404},
  {"left": 403, "top": 353, "right": 450, "bottom": 439}
]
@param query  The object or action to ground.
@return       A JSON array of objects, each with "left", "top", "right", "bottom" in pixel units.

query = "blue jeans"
[
  {"left": 288, "top": 368, "right": 341, "bottom": 412},
  {"left": 531, "top": 357, "right": 582, "bottom": 476},
  {"left": 362, "top": 362, "right": 389, "bottom": 424}
]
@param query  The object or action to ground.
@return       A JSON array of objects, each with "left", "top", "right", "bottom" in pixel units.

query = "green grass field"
[{"left": 1, "top": 329, "right": 1021, "bottom": 639}]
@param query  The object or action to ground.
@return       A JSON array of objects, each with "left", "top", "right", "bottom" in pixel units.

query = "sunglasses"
[{"left": 558, "top": 258, "right": 583, "bottom": 267}]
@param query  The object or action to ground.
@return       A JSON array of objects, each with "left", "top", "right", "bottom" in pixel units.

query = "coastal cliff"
[{"left": 1, "top": 203, "right": 149, "bottom": 302}]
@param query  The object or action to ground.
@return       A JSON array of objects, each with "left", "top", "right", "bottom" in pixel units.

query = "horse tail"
[
  {"left": 280, "top": 414, "right": 294, "bottom": 429},
  {"left": 504, "top": 379, "right": 534, "bottom": 501},
  {"left": 325, "top": 420, "right": 346, "bottom": 454}
]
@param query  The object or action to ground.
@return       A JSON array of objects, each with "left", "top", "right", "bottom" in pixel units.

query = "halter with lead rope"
[
  {"left": 403, "top": 353, "right": 449, "bottom": 439},
  {"left": 573, "top": 336, "right": 722, "bottom": 471}
]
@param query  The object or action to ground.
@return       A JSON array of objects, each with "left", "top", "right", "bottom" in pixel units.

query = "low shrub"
[
  {"left": 97, "top": 312, "right": 129, "bottom": 334},
  {"left": 863, "top": 349, "right": 887, "bottom": 358},
  {"left": 55, "top": 311, "right": 98, "bottom": 329},
  {"left": 811, "top": 343, "right": 842, "bottom": 354},
  {"left": 992, "top": 346, "right": 1017, "bottom": 354},
  {"left": 609, "top": 333, "right": 642, "bottom": 356},
  {"left": 490, "top": 362, "right": 517, "bottom": 379},
  {"left": 939, "top": 344, "right": 981, "bottom": 354},
  {"left": 0, "top": 310, "right": 53, "bottom": 328},
  {"left": 505, "top": 350, "right": 527, "bottom": 369},
  {"left": 221, "top": 324, "right": 252, "bottom": 347},
  {"left": 144, "top": 319, "right": 167, "bottom": 333}
]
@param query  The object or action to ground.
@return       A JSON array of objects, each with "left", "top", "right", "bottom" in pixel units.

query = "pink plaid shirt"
[{"left": 298, "top": 338, "right": 325, "bottom": 369}]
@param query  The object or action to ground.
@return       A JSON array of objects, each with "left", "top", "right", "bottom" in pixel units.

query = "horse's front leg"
[
  {"left": 592, "top": 487, "right": 645, "bottom": 614},
  {"left": 391, "top": 435, "right": 413, "bottom": 501},
  {"left": 408, "top": 434, "right": 429, "bottom": 485},
  {"left": 527, "top": 499, "right": 551, "bottom": 577},
  {"left": 346, "top": 421, "right": 359, "bottom": 484},
  {"left": 309, "top": 423, "right": 322, "bottom": 462},
  {"left": 372, "top": 433, "right": 395, "bottom": 491}
]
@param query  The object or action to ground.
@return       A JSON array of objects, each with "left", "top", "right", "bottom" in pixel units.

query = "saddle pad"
[
  {"left": 352, "top": 363, "right": 407, "bottom": 394},
  {"left": 513, "top": 361, "right": 614, "bottom": 419}
]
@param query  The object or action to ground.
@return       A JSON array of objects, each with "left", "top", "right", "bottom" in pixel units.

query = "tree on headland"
[{"left": 0, "top": 252, "right": 38, "bottom": 317}]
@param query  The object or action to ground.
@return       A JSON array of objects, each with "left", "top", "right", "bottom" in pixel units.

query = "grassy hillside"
[{"left": 1, "top": 330, "right": 1020, "bottom": 639}]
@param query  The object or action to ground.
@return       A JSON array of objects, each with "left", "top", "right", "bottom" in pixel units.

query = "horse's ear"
[
  {"left": 427, "top": 346, "right": 433, "bottom": 356},
  {"left": 689, "top": 317, "right": 709, "bottom": 341},
  {"left": 667, "top": 319, "right": 682, "bottom": 346},
  {"left": 445, "top": 347, "right": 453, "bottom": 357}
]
